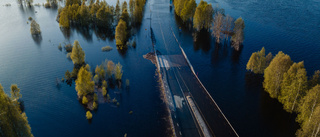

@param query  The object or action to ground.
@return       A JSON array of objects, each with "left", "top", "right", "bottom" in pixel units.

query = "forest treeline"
[
  {"left": 173, "top": 0, "right": 244, "bottom": 50},
  {"left": 247, "top": 48, "right": 320, "bottom": 137},
  {"left": 0, "top": 84, "right": 33, "bottom": 137},
  {"left": 57, "top": 0, "right": 145, "bottom": 49}
]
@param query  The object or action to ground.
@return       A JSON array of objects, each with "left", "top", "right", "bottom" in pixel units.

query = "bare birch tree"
[
  {"left": 211, "top": 12, "right": 224, "bottom": 44},
  {"left": 224, "top": 15, "right": 233, "bottom": 41}
]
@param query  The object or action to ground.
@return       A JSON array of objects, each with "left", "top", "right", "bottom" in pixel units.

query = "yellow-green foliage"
[
  {"left": 59, "top": 8, "right": 70, "bottom": 28},
  {"left": 263, "top": 51, "right": 292, "bottom": 99},
  {"left": 75, "top": 65, "right": 94, "bottom": 97},
  {"left": 58, "top": 0, "right": 114, "bottom": 28},
  {"left": 115, "top": 19, "right": 127, "bottom": 48},
  {"left": 86, "top": 111, "right": 92, "bottom": 119},
  {"left": 231, "top": 17, "right": 245, "bottom": 50},
  {"left": 101, "top": 46, "right": 113, "bottom": 52},
  {"left": 309, "top": 70, "right": 320, "bottom": 89},
  {"left": 65, "top": 70, "right": 72, "bottom": 80},
  {"left": 296, "top": 85, "right": 320, "bottom": 127},
  {"left": 112, "top": 98, "right": 117, "bottom": 103},
  {"left": 82, "top": 96, "right": 88, "bottom": 104},
  {"left": 280, "top": 61, "right": 307, "bottom": 113},
  {"left": 64, "top": 44, "right": 73, "bottom": 52},
  {"left": 296, "top": 105, "right": 320, "bottom": 137},
  {"left": 10, "top": 84, "right": 22, "bottom": 102},
  {"left": 30, "top": 20, "right": 41, "bottom": 35},
  {"left": 93, "top": 75, "right": 99, "bottom": 84},
  {"left": 102, "top": 80, "right": 108, "bottom": 89},
  {"left": 114, "top": 62, "right": 123, "bottom": 80},
  {"left": 79, "top": 1, "right": 90, "bottom": 25},
  {"left": 93, "top": 93, "right": 98, "bottom": 102},
  {"left": 95, "top": 65, "right": 106, "bottom": 82},
  {"left": 70, "top": 40, "right": 85, "bottom": 65},
  {"left": 65, "top": 0, "right": 81, "bottom": 6},
  {"left": 246, "top": 47, "right": 267, "bottom": 74},
  {"left": 96, "top": 3, "right": 114, "bottom": 28},
  {"left": 93, "top": 102, "right": 98, "bottom": 109},
  {"left": 10, "top": 84, "right": 22, "bottom": 112},
  {"left": 173, "top": 0, "right": 186, "bottom": 16},
  {"left": 0, "top": 84, "right": 34, "bottom": 137},
  {"left": 102, "top": 87, "right": 107, "bottom": 96},
  {"left": 193, "top": 0, "right": 213, "bottom": 31},
  {"left": 180, "top": 0, "right": 197, "bottom": 22}
]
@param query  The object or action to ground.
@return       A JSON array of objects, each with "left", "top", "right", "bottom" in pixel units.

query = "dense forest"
[
  {"left": 57, "top": 0, "right": 146, "bottom": 50},
  {"left": 247, "top": 48, "right": 320, "bottom": 137},
  {"left": 0, "top": 84, "right": 33, "bottom": 137}
]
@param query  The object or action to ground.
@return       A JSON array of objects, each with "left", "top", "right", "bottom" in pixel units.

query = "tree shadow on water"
[
  {"left": 71, "top": 25, "right": 93, "bottom": 42},
  {"left": 94, "top": 27, "right": 114, "bottom": 41},
  {"left": 193, "top": 30, "right": 211, "bottom": 52},
  {"left": 60, "top": 27, "right": 71, "bottom": 40},
  {"left": 231, "top": 44, "right": 243, "bottom": 63},
  {"left": 31, "top": 34, "right": 42, "bottom": 46},
  {"left": 245, "top": 72, "right": 264, "bottom": 91},
  {"left": 117, "top": 47, "right": 128, "bottom": 57},
  {"left": 211, "top": 42, "right": 229, "bottom": 65}
]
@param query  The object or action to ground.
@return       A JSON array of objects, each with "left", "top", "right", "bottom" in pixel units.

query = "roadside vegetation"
[
  {"left": 173, "top": 0, "right": 244, "bottom": 50},
  {"left": 246, "top": 48, "right": 320, "bottom": 137}
]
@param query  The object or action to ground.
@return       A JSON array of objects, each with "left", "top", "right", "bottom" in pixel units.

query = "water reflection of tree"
[
  {"left": 245, "top": 72, "right": 263, "bottom": 90},
  {"left": 18, "top": 2, "right": 35, "bottom": 20},
  {"left": 259, "top": 87, "right": 299, "bottom": 137},
  {"left": 117, "top": 47, "right": 128, "bottom": 57},
  {"left": 59, "top": 25, "right": 116, "bottom": 42},
  {"left": 193, "top": 30, "right": 211, "bottom": 52},
  {"left": 60, "top": 27, "right": 71, "bottom": 40},
  {"left": 31, "top": 34, "right": 42, "bottom": 46},
  {"left": 231, "top": 45, "right": 243, "bottom": 63},
  {"left": 211, "top": 42, "right": 229, "bottom": 64}
]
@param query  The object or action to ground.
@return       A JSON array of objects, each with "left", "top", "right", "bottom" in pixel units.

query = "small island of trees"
[
  {"left": 61, "top": 40, "right": 127, "bottom": 120},
  {"left": 246, "top": 48, "right": 320, "bottom": 137},
  {"left": 30, "top": 20, "right": 41, "bottom": 35}
]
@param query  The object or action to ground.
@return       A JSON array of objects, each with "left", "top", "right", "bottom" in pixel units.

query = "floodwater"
[{"left": 0, "top": 0, "right": 319, "bottom": 136}]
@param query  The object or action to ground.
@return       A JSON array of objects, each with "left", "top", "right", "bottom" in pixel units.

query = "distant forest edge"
[{"left": 56, "top": 0, "right": 146, "bottom": 50}]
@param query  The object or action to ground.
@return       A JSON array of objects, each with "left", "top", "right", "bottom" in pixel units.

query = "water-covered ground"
[{"left": 0, "top": 0, "right": 319, "bottom": 136}]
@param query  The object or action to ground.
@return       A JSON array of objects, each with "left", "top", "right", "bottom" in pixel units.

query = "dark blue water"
[
  {"left": 1, "top": 0, "right": 319, "bottom": 136},
  {"left": 0, "top": 0, "right": 169, "bottom": 137}
]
